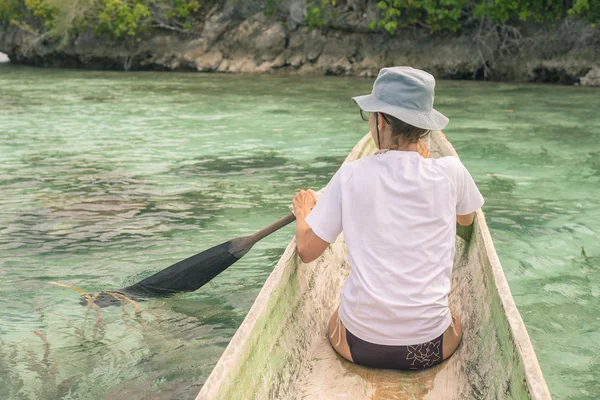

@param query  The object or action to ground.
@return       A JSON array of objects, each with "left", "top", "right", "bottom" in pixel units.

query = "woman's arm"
[
  {"left": 457, "top": 212, "right": 476, "bottom": 226},
  {"left": 293, "top": 190, "right": 330, "bottom": 263}
]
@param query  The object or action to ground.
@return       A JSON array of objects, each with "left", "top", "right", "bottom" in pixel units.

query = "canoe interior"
[{"left": 197, "top": 132, "right": 550, "bottom": 400}]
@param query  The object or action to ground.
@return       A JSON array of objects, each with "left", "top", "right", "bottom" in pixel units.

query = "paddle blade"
[{"left": 120, "top": 237, "right": 252, "bottom": 297}]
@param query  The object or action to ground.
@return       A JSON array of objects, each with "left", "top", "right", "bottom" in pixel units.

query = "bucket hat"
[{"left": 352, "top": 67, "right": 448, "bottom": 131}]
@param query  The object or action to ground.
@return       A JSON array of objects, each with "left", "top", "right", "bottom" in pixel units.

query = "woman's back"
[{"left": 306, "top": 151, "right": 483, "bottom": 345}]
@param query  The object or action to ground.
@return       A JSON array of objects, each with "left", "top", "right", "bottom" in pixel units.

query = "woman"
[{"left": 292, "top": 67, "right": 484, "bottom": 370}]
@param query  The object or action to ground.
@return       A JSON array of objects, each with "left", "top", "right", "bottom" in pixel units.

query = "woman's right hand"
[{"left": 292, "top": 189, "right": 316, "bottom": 217}]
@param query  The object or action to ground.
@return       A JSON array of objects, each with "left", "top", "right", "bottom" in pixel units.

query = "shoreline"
[{"left": 1, "top": 11, "right": 599, "bottom": 86}]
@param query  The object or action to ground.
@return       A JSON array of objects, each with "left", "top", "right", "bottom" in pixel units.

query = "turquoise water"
[{"left": 0, "top": 66, "right": 598, "bottom": 399}]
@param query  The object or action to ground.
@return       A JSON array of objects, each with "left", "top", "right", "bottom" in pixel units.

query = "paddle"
[{"left": 84, "top": 213, "right": 296, "bottom": 307}]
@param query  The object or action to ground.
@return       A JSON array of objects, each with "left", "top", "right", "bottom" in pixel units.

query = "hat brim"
[{"left": 352, "top": 94, "right": 449, "bottom": 131}]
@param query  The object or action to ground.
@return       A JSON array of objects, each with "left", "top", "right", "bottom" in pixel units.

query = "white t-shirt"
[{"left": 305, "top": 151, "right": 484, "bottom": 346}]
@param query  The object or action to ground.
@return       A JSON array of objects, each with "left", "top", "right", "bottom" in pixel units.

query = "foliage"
[
  {"left": 95, "top": 0, "right": 152, "bottom": 40},
  {"left": 306, "top": 4, "right": 326, "bottom": 28},
  {"left": 312, "top": 0, "right": 600, "bottom": 34},
  {"left": 369, "top": 0, "right": 468, "bottom": 34},
  {"left": 168, "top": 0, "right": 200, "bottom": 19},
  {"left": 306, "top": 0, "right": 339, "bottom": 29},
  {"left": 2, "top": 0, "right": 598, "bottom": 43},
  {"left": 263, "top": 0, "right": 282, "bottom": 16},
  {"left": 0, "top": 0, "right": 212, "bottom": 70},
  {"left": 24, "top": 0, "right": 59, "bottom": 27},
  {"left": 569, "top": 0, "right": 600, "bottom": 26},
  {"left": 473, "top": 0, "right": 568, "bottom": 24},
  {"left": 0, "top": 0, "right": 209, "bottom": 41},
  {"left": 0, "top": 0, "right": 26, "bottom": 26},
  {"left": 158, "top": 0, "right": 201, "bottom": 30}
]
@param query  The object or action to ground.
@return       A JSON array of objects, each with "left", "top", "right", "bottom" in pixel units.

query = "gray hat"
[{"left": 352, "top": 67, "right": 448, "bottom": 131}]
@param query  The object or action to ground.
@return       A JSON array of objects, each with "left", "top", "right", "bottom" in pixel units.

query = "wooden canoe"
[{"left": 197, "top": 132, "right": 551, "bottom": 400}]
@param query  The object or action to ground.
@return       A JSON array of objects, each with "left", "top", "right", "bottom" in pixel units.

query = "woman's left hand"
[{"left": 293, "top": 189, "right": 316, "bottom": 217}]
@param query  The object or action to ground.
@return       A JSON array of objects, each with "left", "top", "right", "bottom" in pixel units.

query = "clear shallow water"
[{"left": 0, "top": 66, "right": 598, "bottom": 399}]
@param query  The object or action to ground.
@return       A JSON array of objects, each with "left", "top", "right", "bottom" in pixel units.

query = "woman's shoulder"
[
  {"left": 336, "top": 158, "right": 363, "bottom": 181},
  {"left": 432, "top": 155, "right": 464, "bottom": 171},
  {"left": 330, "top": 155, "right": 382, "bottom": 187},
  {"left": 433, "top": 155, "right": 460, "bottom": 163},
  {"left": 431, "top": 156, "right": 470, "bottom": 187}
]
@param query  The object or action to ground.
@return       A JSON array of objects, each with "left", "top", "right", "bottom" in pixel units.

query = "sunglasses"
[
  {"left": 360, "top": 109, "right": 391, "bottom": 124},
  {"left": 360, "top": 109, "right": 371, "bottom": 122}
]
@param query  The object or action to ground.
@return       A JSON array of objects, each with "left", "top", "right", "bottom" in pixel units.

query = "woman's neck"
[
  {"left": 385, "top": 141, "right": 420, "bottom": 152},
  {"left": 376, "top": 129, "right": 420, "bottom": 152}
]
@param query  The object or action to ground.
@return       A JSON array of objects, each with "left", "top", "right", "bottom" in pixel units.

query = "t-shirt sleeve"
[
  {"left": 448, "top": 157, "right": 485, "bottom": 215},
  {"left": 305, "top": 170, "right": 343, "bottom": 243}
]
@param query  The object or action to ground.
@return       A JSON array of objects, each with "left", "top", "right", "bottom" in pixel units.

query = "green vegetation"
[
  {"left": 312, "top": 0, "right": 600, "bottom": 33},
  {"left": 0, "top": 0, "right": 213, "bottom": 43},
  {"left": 0, "top": 0, "right": 27, "bottom": 26},
  {"left": 0, "top": 0, "right": 217, "bottom": 69},
  {"left": 306, "top": 0, "right": 340, "bottom": 28},
  {"left": 569, "top": 0, "right": 600, "bottom": 25},
  {"left": 369, "top": 0, "right": 468, "bottom": 33},
  {"left": 1, "top": 0, "right": 597, "bottom": 48}
]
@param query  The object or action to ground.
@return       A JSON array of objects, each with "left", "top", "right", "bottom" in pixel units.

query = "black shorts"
[{"left": 345, "top": 328, "right": 444, "bottom": 370}]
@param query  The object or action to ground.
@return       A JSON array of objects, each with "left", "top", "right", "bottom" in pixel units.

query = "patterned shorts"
[{"left": 345, "top": 329, "right": 443, "bottom": 370}]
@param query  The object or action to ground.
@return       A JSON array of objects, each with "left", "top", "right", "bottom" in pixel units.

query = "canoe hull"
[{"left": 197, "top": 132, "right": 550, "bottom": 400}]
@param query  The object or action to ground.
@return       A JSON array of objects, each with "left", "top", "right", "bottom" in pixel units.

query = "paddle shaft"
[
  {"left": 224, "top": 212, "right": 297, "bottom": 259},
  {"left": 249, "top": 212, "right": 297, "bottom": 245}
]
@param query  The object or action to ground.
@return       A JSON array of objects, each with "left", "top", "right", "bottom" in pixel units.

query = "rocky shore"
[{"left": 1, "top": 1, "right": 599, "bottom": 86}]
